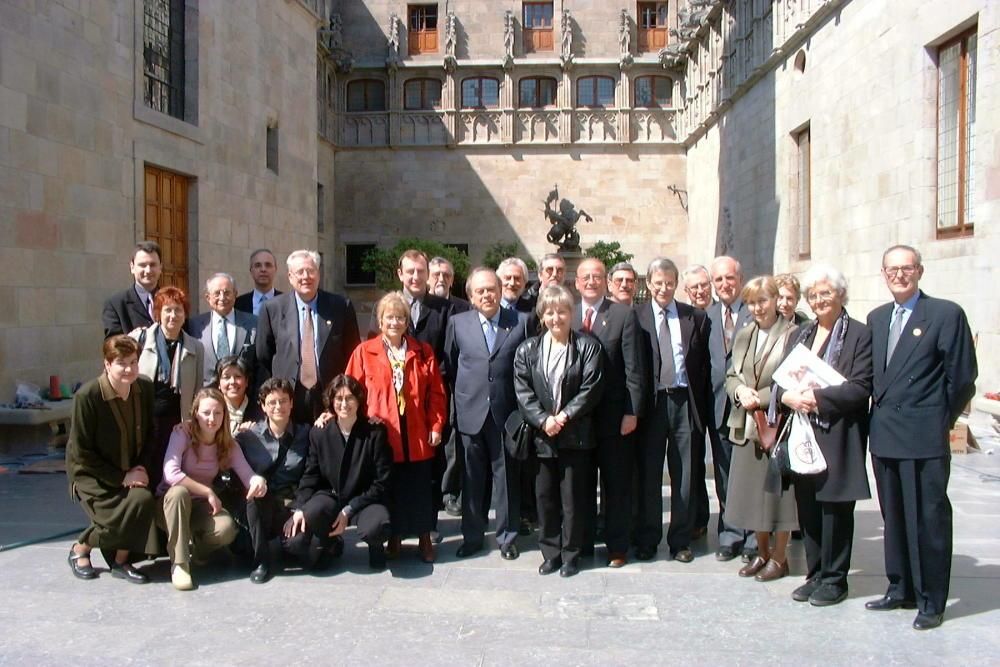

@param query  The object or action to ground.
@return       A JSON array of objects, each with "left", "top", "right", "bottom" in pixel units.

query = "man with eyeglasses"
[
  {"left": 865, "top": 245, "right": 977, "bottom": 631},
  {"left": 256, "top": 250, "right": 361, "bottom": 423},
  {"left": 608, "top": 262, "right": 639, "bottom": 306},
  {"left": 188, "top": 273, "right": 258, "bottom": 384},
  {"left": 682, "top": 265, "right": 714, "bottom": 310}
]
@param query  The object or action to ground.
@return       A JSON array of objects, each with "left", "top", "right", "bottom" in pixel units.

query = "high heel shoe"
[{"left": 68, "top": 546, "right": 97, "bottom": 580}]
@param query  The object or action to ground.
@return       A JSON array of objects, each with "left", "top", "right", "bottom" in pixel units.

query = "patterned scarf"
[
  {"left": 153, "top": 327, "right": 182, "bottom": 391},
  {"left": 780, "top": 308, "right": 851, "bottom": 430}
]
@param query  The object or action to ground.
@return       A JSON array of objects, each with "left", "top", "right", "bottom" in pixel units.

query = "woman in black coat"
[
  {"left": 284, "top": 374, "right": 393, "bottom": 570},
  {"left": 778, "top": 265, "right": 873, "bottom": 607},
  {"left": 513, "top": 285, "right": 604, "bottom": 578}
]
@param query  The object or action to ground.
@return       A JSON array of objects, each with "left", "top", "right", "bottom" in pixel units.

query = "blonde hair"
[
  {"left": 774, "top": 273, "right": 801, "bottom": 299},
  {"left": 375, "top": 292, "right": 410, "bottom": 330},
  {"left": 740, "top": 276, "right": 778, "bottom": 303}
]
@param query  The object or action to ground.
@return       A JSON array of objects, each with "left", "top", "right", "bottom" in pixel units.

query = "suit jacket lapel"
[
  {"left": 591, "top": 300, "right": 611, "bottom": 337},
  {"left": 315, "top": 293, "right": 333, "bottom": 355},
  {"left": 871, "top": 306, "right": 890, "bottom": 381},
  {"left": 883, "top": 294, "right": 927, "bottom": 385},
  {"left": 532, "top": 339, "right": 556, "bottom": 413},
  {"left": 490, "top": 308, "right": 514, "bottom": 359},
  {"left": 678, "top": 303, "right": 693, "bottom": 357},
  {"left": 126, "top": 287, "right": 152, "bottom": 327},
  {"left": 638, "top": 303, "right": 660, "bottom": 373}
]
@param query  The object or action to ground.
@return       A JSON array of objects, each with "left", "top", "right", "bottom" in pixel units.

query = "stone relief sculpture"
[
  {"left": 560, "top": 9, "right": 574, "bottom": 69},
  {"left": 619, "top": 8, "right": 633, "bottom": 69},
  {"left": 319, "top": 13, "right": 354, "bottom": 73},
  {"left": 387, "top": 12, "right": 401, "bottom": 71},
  {"left": 503, "top": 10, "right": 515, "bottom": 69},
  {"left": 543, "top": 185, "right": 592, "bottom": 252},
  {"left": 444, "top": 10, "right": 458, "bottom": 72}
]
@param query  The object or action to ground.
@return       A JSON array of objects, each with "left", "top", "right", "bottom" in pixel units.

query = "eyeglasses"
[
  {"left": 806, "top": 290, "right": 837, "bottom": 303},
  {"left": 264, "top": 397, "right": 291, "bottom": 408},
  {"left": 332, "top": 395, "right": 357, "bottom": 404},
  {"left": 382, "top": 315, "right": 407, "bottom": 323},
  {"left": 686, "top": 283, "right": 711, "bottom": 292},
  {"left": 610, "top": 277, "right": 636, "bottom": 285},
  {"left": 883, "top": 265, "right": 918, "bottom": 277},
  {"left": 209, "top": 290, "right": 234, "bottom": 298}
]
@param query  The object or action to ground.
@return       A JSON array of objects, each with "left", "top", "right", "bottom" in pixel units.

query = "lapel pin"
[
  {"left": 601, "top": 320, "right": 607, "bottom": 327},
  {"left": 912, "top": 328, "right": 922, "bottom": 336},
  {"left": 326, "top": 320, "right": 331, "bottom": 326}
]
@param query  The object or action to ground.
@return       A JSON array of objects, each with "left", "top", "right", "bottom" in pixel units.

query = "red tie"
[{"left": 583, "top": 307, "right": 594, "bottom": 332}]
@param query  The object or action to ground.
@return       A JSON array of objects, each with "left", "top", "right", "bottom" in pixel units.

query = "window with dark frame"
[
  {"left": 462, "top": 77, "right": 500, "bottom": 109},
  {"left": 794, "top": 126, "right": 811, "bottom": 259},
  {"left": 404, "top": 78, "right": 443, "bottom": 110},
  {"left": 577, "top": 76, "right": 616, "bottom": 108},
  {"left": 346, "top": 244, "right": 377, "bottom": 285},
  {"left": 519, "top": 77, "right": 558, "bottom": 108},
  {"left": 266, "top": 125, "right": 278, "bottom": 174},
  {"left": 936, "top": 29, "right": 977, "bottom": 238},
  {"left": 523, "top": 2, "right": 554, "bottom": 53},
  {"left": 408, "top": 4, "right": 439, "bottom": 55},
  {"left": 143, "top": 0, "right": 186, "bottom": 119},
  {"left": 638, "top": 2, "right": 669, "bottom": 52},
  {"left": 347, "top": 79, "right": 387, "bottom": 112},
  {"left": 634, "top": 75, "right": 672, "bottom": 107}
]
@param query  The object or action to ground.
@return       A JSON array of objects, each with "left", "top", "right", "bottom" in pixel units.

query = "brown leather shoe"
[
  {"left": 418, "top": 533, "right": 436, "bottom": 563},
  {"left": 607, "top": 552, "right": 628, "bottom": 568},
  {"left": 386, "top": 536, "right": 402, "bottom": 560},
  {"left": 738, "top": 555, "right": 768, "bottom": 578},
  {"left": 755, "top": 559, "right": 789, "bottom": 582}
]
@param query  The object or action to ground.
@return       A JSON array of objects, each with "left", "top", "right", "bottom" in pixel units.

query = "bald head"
[
  {"left": 710, "top": 255, "right": 743, "bottom": 306},
  {"left": 575, "top": 258, "right": 607, "bottom": 303}
]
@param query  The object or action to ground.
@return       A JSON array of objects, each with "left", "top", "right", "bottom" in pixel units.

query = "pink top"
[{"left": 157, "top": 429, "right": 256, "bottom": 497}]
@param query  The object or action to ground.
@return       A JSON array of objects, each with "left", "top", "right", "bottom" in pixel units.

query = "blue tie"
[{"left": 483, "top": 318, "right": 496, "bottom": 353}]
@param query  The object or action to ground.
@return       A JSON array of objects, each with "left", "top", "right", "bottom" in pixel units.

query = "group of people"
[{"left": 65, "top": 240, "right": 977, "bottom": 631}]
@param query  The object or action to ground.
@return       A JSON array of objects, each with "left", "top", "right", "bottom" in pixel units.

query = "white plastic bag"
[
  {"left": 788, "top": 411, "right": 827, "bottom": 475},
  {"left": 14, "top": 380, "right": 45, "bottom": 407}
]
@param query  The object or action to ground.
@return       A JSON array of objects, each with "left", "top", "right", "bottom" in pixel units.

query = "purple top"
[{"left": 157, "top": 429, "right": 256, "bottom": 497}]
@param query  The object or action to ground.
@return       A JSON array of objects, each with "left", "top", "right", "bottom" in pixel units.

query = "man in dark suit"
[
  {"left": 865, "top": 245, "right": 977, "bottom": 631},
  {"left": 497, "top": 257, "right": 536, "bottom": 313},
  {"left": 234, "top": 248, "right": 282, "bottom": 316},
  {"left": 608, "top": 262, "right": 639, "bottom": 306},
  {"left": 444, "top": 267, "right": 528, "bottom": 560},
  {"left": 187, "top": 273, "right": 257, "bottom": 384},
  {"left": 706, "top": 255, "right": 755, "bottom": 560},
  {"left": 574, "top": 258, "right": 645, "bottom": 567},
  {"left": 256, "top": 249, "right": 361, "bottom": 424},
  {"left": 682, "top": 265, "right": 715, "bottom": 310},
  {"left": 102, "top": 241, "right": 162, "bottom": 338},
  {"left": 634, "top": 258, "right": 712, "bottom": 562}
]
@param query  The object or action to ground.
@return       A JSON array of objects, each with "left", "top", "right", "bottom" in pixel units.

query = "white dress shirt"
[{"left": 651, "top": 299, "right": 688, "bottom": 388}]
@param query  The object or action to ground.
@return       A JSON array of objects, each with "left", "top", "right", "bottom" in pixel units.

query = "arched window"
[
  {"left": 519, "top": 76, "right": 558, "bottom": 108},
  {"left": 346, "top": 79, "right": 386, "bottom": 112},
  {"left": 404, "top": 78, "right": 443, "bottom": 110},
  {"left": 634, "top": 75, "right": 672, "bottom": 108},
  {"left": 461, "top": 77, "right": 500, "bottom": 109},
  {"left": 577, "top": 76, "right": 615, "bottom": 108}
]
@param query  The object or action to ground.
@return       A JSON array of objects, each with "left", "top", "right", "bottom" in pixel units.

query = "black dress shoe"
[
  {"left": 559, "top": 560, "right": 579, "bottom": 577},
  {"left": 912, "top": 612, "right": 944, "bottom": 630},
  {"left": 368, "top": 545, "right": 387, "bottom": 570},
  {"left": 808, "top": 583, "right": 847, "bottom": 606},
  {"left": 672, "top": 549, "right": 694, "bottom": 563},
  {"left": 500, "top": 543, "right": 519, "bottom": 561},
  {"left": 635, "top": 547, "right": 657, "bottom": 562},
  {"left": 329, "top": 535, "right": 345, "bottom": 559},
  {"left": 109, "top": 561, "right": 148, "bottom": 584},
  {"left": 740, "top": 549, "right": 758, "bottom": 563},
  {"left": 68, "top": 548, "right": 97, "bottom": 580},
  {"left": 791, "top": 579, "right": 820, "bottom": 602},
  {"left": 715, "top": 545, "right": 738, "bottom": 562},
  {"left": 538, "top": 558, "right": 562, "bottom": 575},
  {"left": 580, "top": 545, "right": 595, "bottom": 558},
  {"left": 249, "top": 564, "right": 271, "bottom": 584},
  {"left": 444, "top": 497, "right": 463, "bottom": 517},
  {"left": 865, "top": 595, "right": 917, "bottom": 611},
  {"left": 691, "top": 526, "right": 708, "bottom": 540},
  {"left": 518, "top": 518, "right": 533, "bottom": 536},
  {"left": 456, "top": 542, "right": 483, "bottom": 558}
]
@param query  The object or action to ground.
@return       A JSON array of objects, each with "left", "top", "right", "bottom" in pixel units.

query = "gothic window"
[
  {"left": 577, "top": 76, "right": 616, "bottom": 108},
  {"left": 347, "top": 79, "right": 386, "bottom": 112},
  {"left": 462, "top": 77, "right": 500, "bottom": 109},
  {"left": 143, "top": 0, "right": 185, "bottom": 118},
  {"left": 937, "top": 29, "right": 977, "bottom": 237},
  {"left": 634, "top": 75, "right": 672, "bottom": 107},
  {"left": 519, "top": 77, "right": 558, "bottom": 108},
  {"left": 408, "top": 4, "right": 439, "bottom": 55},
  {"left": 345, "top": 244, "right": 377, "bottom": 285},
  {"left": 794, "top": 126, "right": 811, "bottom": 259},
  {"left": 404, "top": 78, "right": 443, "bottom": 110},
  {"left": 523, "top": 2, "right": 554, "bottom": 53}
]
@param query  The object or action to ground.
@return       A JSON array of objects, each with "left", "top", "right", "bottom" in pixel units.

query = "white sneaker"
[{"left": 171, "top": 563, "right": 194, "bottom": 591}]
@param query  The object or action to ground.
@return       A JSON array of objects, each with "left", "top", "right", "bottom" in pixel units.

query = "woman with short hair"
[
  {"left": 775, "top": 274, "right": 808, "bottom": 325},
  {"left": 213, "top": 355, "right": 261, "bottom": 436}
]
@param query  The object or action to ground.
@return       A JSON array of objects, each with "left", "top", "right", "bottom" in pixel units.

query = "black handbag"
[
  {"left": 503, "top": 411, "right": 535, "bottom": 461},
  {"left": 764, "top": 416, "right": 794, "bottom": 494}
]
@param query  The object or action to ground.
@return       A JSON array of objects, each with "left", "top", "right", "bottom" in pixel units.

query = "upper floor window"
[
  {"left": 404, "top": 78, "right": 443, "bottom": 110},
  {"left": 462, "top": 77, "right": 500, "bottom": 109},
  {"left": 143, "top": 0, "right": 185, "bottom": 118},
  {"left": 937, "top": 29, "right": 977, "bottom": 238},
  {"left": 638, "top": 2, "right": 669, "bottom": 53},
  {"left": 347, "top": 79, "right": 386, "bottom": 112},
  {"left": 523, "top": 2, "right": 554, "bottom": 53},
  {"left": 634, "top": 75, "right": 672, "bottom": 107},
  {"left": 519, "top": 77, "right": 558, "bottom": 108},
  {"left": 577, "top": 76, "right": 615, "bottom": 108},
  {"left": 408, "top": 4, "right": 439, "bottom": 55}
]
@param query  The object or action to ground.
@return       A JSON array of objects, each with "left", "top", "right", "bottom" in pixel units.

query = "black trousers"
[
  {"left": 536, "top": 449, "right": 591, "bottom": 564},
  {"left": 872, "top": 455, "right": 952, "bottom": 615},
  {"left": 583, "top": 425, "right": 635, "bottom": 555},
  {"left": 245, "top": 493, "right": 291, "bottom": 568},
  {"left": 460, "top": 413, "right": 520, "bottom": 548},
  {"left": 794, "top": 477, "right": 856, "bottom": 590},
  {"left": 286, "top": 492, "right": 391, "bottom": 556},
  {"left": 292, "top": 381, "right": 324, "bottom": 425}
]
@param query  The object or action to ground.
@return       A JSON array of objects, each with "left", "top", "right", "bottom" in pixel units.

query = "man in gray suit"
[
  {"left": 187, "top": 273, "right": 257, "bottom": 385},
  {"left": 444, "top": 267, "right": 529, "bottom": 560},
  {"left": 706, "top": 256, "right": 755, "bottom": 560}
]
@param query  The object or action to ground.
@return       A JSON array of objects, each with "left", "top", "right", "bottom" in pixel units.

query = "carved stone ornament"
[
  {"left": 318, "top": 13, "right": 354, "bottom": 73},
  {"left": 560, "top": 9, "right": 574, "bottom": 69},
  {"left": 618, "top": 8, "right": 633, "bottom": 70},
  {"left": 503, "top": 10, "right": 515, "bottom": 69},
  {"left": 387, "top": 12, "right": 401, "bottom": 71},
  {"left": 444, "top": 10, "right": 458, "bottom": 71},
  {"left": 658, "top": 43, "right": 688, "bottom": 70}
]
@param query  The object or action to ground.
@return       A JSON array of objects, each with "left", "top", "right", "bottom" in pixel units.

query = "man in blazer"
[
  {"left": 444, "top": 267, "right": 529, "bottom": 560},
  {"left": 865, "top": 245, "right": 977, "bottom": 630},
  {"left": 235, "top": 248, "right": 283, "bottom": 316},
  {"left": 256, "top": 249, "right": 361, "bottom": 424},
  {"left": 187, "top": 273, "right": 257, "bottom": 384},
  {"left": 706, "top": 255, "right": 755, "bottom": 560},
  {"left": 634, "top": 258, "right": 712, "bottom": 562},
  {"left": 573, "top": 258, "right": 646, "bottom": 567},
  {"left": 102, "top": 241, "right": 162, "bottom": 338}
]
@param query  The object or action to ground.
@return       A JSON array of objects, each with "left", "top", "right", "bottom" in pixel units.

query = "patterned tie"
[
  {"left": 658, "top": 311, "right": 677, "bottom": 389},
  {"left": 300, "top": 306, "right": 318, "bottom": 389},
  {"left": 483, "top": 318, "right": 497, "bottom": 354},
  {"left": 215, "top": 318, "right": 230, "bottom": 359},
  {"left": 146, "top": 296, "right": 153, "bottom": 319},
  {"left": 723, "top": 307, "right": 735, "bottom": 354},
  {"left": 583, "top": 307, "right": 594, "bottom": 333},
  {"left": 886, "top": 306, "right": 904, "bottom": 368}
]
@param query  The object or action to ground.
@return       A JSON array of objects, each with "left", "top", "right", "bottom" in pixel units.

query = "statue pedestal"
[{"left": 558, "top": 250, "right": 585, "bottom": 297}]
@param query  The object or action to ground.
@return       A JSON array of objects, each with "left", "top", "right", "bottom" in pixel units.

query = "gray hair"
[
  {"left": 609, "top": 261, "right": 637, "bottom": 279},
  {"left": 465, "top": 266, "right": 500, "bottom": 297},
  {"left": 710, "top": 255, "right": 743, "bottom": 279},
  {"left": 536, "top": 285, "right": 575, "bottom": 318},
  {"left": 800, "top": 264, "right": 849, "bottom": 305},
  {"left": 287, "top": 249, "right": 321, "bottom": 270},
  {"left": 881, "top": 244, "right": 922, "bottom": 267},
  {"left": 539, "top": 253, "right": 566, "bottom": 268},
  {"left": 428, "top": 256, "right": 454, "bottom": 273},
  {"left": 497, "top": 257, "right": 529, "bottom": 279},
  {"left": 646, "top": 257, "right": 679, "bottom": 281},
  {"left": 682, "top": 264, "right": 710, "bottom": 281},
  {"left": 204, "top": 272, "right": 237, "bottom": 293}
]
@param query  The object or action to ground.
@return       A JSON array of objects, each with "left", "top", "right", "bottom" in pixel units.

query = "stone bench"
[{"left": 0, "top": 401, "right": 73, "bottom": 453}]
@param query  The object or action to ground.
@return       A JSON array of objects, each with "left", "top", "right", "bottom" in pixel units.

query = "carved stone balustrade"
[
  {"left": 630, "top": 110, "right": 676, "bottom": 143},
  {"left": 341, "top": 112, "right": 389, "bottom": 146},
  {"left": 573, "top": 110, "right": 619, "bottom": 143},
  {"left": 398, "top": 112, "right": 451, "bottom": 145},
  {"left": 516, "top": 111, "right": 561, "bottom": 144},
  {"left": 457, "top": 110, "right": 505, "bottom": 145}
]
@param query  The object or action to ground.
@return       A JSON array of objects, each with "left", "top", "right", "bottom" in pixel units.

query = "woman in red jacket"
[{"left": 345, "top": 292, "right": 447, "bottom": 563}]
